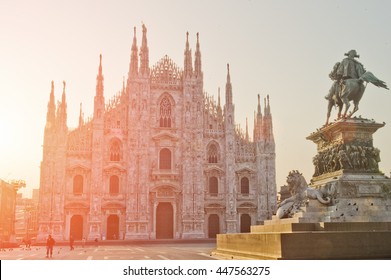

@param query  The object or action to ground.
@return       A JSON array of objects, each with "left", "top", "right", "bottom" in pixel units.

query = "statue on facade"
[
  {"left": 325, "top": 50, "right": 388, "bottom": 125},
  {"left": 276, "top": 171, "right": 336, "bottom": 219}
]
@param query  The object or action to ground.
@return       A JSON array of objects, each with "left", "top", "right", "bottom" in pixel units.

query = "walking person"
[
  {"left": 46, "top": 234, "right": 55, "bottom": 258},
  {"left": 69, "top": 235, "right": 74, "bottom": 251}
]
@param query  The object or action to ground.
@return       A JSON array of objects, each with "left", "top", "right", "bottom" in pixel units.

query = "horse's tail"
[{"left": 361, "top": 71, "right": 389, "bottom": 90}]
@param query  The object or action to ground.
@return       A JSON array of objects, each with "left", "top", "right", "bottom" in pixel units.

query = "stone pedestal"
[
  {"left": 307, "top": 117, "right": 384, "bottom": 177},
  {"left": 213, "top": 221, "right": 391, "bottom": 259},
  {"left": 213, "top": 117, "right": 391, "bottom": 259},
  {"left": 306, "top": 117, "right": 391, "bottom": 223}
]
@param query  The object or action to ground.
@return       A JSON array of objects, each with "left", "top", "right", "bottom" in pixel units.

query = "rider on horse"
[
  {"left": 324, "top": 50, "right": 388, "bottom": 125},
  {"left": 325, "top": 50, "right": 366, "bottom": 102}
]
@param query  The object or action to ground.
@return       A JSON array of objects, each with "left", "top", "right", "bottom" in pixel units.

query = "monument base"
[
  {"left": 213, "top": 222, "right": 391, "bottom": 259},
  {"left": 212, "top": 175, "right": 390, "bottom": 259},
  {"left": 213, "top": 117, "right": 391, "bottom": 259}
]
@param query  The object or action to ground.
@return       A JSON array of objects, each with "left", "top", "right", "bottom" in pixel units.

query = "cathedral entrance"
[
  {"left": 70, "top": 215, "right": 83, "bottom": 240},
  {"left": 156, "top": 202, "right": 173, "bottom": 239},
  {"left": 208, "top": 214, "right": 220, "bottom": 238},
  {"left": 106, "top": 215, "right": 119, "bottom": 240},
  {"left": 240, "top": 214, "right": 251, "bottom": 233}
]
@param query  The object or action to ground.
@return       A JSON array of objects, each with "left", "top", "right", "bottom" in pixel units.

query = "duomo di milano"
[{"left": 37, "top": 25, "right": 276, "bottom": 241}]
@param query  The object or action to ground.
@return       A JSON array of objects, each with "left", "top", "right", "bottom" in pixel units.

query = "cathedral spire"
[
  {"left": 262, "top": 95, "right": 274, "bottom": 143},
  {"left": 257, "top": 94, "right": 262, "bottom": 117},
  {"left": 194, "top": 32, "right": 202, "bottom": 78},
  {"left": 139, "top": 23, "right": 149, "bottom": 76},
  {"left": 253, "top": 110, "right": 257, "bottom": 141},
  {"left": 264, "top": 97, "right": 267, "bottom": 114},
  {"left": 129, "top": 26, "right": 138, "bottom": 79},
  {"left": 94, "top": 55, "right": 105, "bottom": 120},
  {"left": 266, "top": 94, "right": 271, "bottom": 115},
  {"left": 217, "top": 87, "right": 223, "bottom": 120},
  {"left": 253, "top": 95, "right": 264, "bottom": 142},
  {"left": 79, "top": 103, "right": 84, "bottom": 127},
  {"left": 225, "top": 63, "right": 233, "bottom": 106},
  {"left": 96, "top": 54, "right": 104, "bottom": 97},
  {"left": 218, "top": 87, "right": 221, "bottom": 108},
  {"left": 246, "top": 117, "right": 249, "bottom": 141},
  {"left": 61, "top": 81, "right": 66, "bottom": 103},
  {"left": 184, "top": 31, "right": 193, "bottom": 78},
  {"left": 122, "top": 76, "right": 126, "bottom": 94},
  {"left": 59, "top": 80, "right": 67, "bottom": 129},
  {"left": 46, "top": 81, "right": 56, "bottom": 129}
]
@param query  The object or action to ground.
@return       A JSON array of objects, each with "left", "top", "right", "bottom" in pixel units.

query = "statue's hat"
[{"left": 344, "top": 49, "right": 360, "bottom": 58}]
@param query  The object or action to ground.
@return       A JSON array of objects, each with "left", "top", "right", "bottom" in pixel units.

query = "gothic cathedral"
[{"left": 37, "top": 25, "right": 276, "bottom": 241}]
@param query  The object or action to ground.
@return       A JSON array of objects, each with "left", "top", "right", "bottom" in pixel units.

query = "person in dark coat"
[
  {"left": 69, "top": 235, "right": 74, "bottom": 250},
  {"left": 46, "top": 234, "right": 55, "bottom": 258}
]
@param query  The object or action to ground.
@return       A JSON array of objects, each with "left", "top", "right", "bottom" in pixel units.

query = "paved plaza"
[{"left": 0, "top": 241, "right": 219, "bottom": 260}]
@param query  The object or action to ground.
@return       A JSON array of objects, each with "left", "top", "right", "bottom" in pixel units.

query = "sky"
[{"left": 1, "top": 0, "right": 390, "bottom": 198}]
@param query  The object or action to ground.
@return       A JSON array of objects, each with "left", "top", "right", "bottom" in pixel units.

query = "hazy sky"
[{"left": 1, "top": 0, "right": 390, "bottom": 197}]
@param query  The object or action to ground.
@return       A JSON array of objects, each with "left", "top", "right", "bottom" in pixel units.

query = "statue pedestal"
[
  {"left": 307, "top": 117, "right": 384, "bottom": 177},
  {"left": 213, "top": 117, "right": 391, "bottom": 259},
  {"left": 213, "top": 221, "right": 391, "bottom": 259},
  {"left": 306, "top": 117, "right": 391, "bottom": 223}
]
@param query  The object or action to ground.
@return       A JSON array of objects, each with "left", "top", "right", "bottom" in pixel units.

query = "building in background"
[
  {"left": 37, "top": 25, "right": 276, "bottom": 241},
  {"left": 15, "top": 190, "right": 39, "bottom": 244},
  {"left": 0, "top": 179, "right": 25, "bottom": 246}
]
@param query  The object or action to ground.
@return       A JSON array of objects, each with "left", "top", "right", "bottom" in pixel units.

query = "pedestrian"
[
  {"left": 69, "top": 235, "right": 74, "bottom": 250},
  {"left": 26, "top": 238, "right": 31, "bottom": 249},
  {"left": 46, "top": 234, "right": 55, "bottom": 258},
  {"left": 82, "top": 237, "right": 86, "bottom": 248}
]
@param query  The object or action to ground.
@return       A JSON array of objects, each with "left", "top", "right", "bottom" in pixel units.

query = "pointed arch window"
[
  {"left": 209, "top": 177, "right": 218, "bottom": 196},
  {"left": 208, "top": 144, "right": 218, "bottom": 163},
  {"left": 160, "top": 97, "right": 172, "bottom": 128},
  {"left": 109, "top": 175, "right": 119, "bottom": 194},
  {"left": 159, "top": 148, "right": 171, "bottom": 169},
  {"left": 73, "top": 175, "right": 83, "bottom": 194},
  {"left": 110, "top": 141, "right": 121, "bottom": 161},
  {"left": 240, "top": 177, "right": 249, "bottom": 195}
]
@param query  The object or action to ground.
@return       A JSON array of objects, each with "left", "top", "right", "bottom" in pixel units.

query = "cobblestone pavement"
[{"left": 0, "top": 241, "right": 219, "bottom": 260}]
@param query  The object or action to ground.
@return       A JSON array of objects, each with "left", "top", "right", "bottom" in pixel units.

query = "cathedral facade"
[{"left": 37, "top": 25, "right": 276, "bottom": 241}]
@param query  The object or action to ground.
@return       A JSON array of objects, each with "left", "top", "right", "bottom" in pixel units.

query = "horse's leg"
[
  {"left": 342, "top": 97, "right": 350, "bottom": 118},
  {"left": 350, "top": 102, "right": 359, "bottom": 117},
  {"left": 337, "top": 100, "right": 343, "bottom": 119},
  {"left": 340, "top": 80, "right": 355, "bottom": 118},
  {"left": 350, "top": 84, "right": 365, "bottom": 117}
]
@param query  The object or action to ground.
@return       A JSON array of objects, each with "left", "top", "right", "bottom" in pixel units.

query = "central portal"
[
  {"left": 208, "top": 214, "right": 220, "bottom": 238},
  {"left": 156, "top": 202, "right": 173, "bottom": 239},
  {"left": 107, "top": 215, "right": 119, "bottom": 240},
  {"left": 70, "top": 215, "right": 83, "bottom": 240}
]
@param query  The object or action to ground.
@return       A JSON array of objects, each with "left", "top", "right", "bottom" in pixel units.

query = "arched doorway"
[
  {"left": 156, "top": 202, "right": 173, "bottom": 239},
  {"left": 240, "top": 214, "right": 251, "bottom": 233},
  {"left": 70, "top": 215, "right": 83, "bottom": 240},
  {"left": 107, "top": 215, "right": 119, "bottom": 240},
  {"left": 208, "top": 214, "right": 220, "bottom": 238}
]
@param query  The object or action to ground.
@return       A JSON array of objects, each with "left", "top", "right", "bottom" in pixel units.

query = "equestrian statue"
[{"left": 325, "top": 50, "right": 388, "bottom": 125}]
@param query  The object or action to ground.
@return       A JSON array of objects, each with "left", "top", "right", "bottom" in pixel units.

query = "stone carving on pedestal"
[{"left": 309, "top": 118, "right": 384, "bottom": 178}]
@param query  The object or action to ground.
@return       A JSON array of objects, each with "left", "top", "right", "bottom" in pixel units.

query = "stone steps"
[
  {"left": 213, "top": 230, "right": 391, "bottom": 259},
  {"left": 252, "top": 221, "right": 391, "bottom": 233}
]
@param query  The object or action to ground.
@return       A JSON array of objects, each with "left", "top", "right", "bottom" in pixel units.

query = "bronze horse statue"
[{"left": 325, "top": 65, "right": 388, "bottom": 125}]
